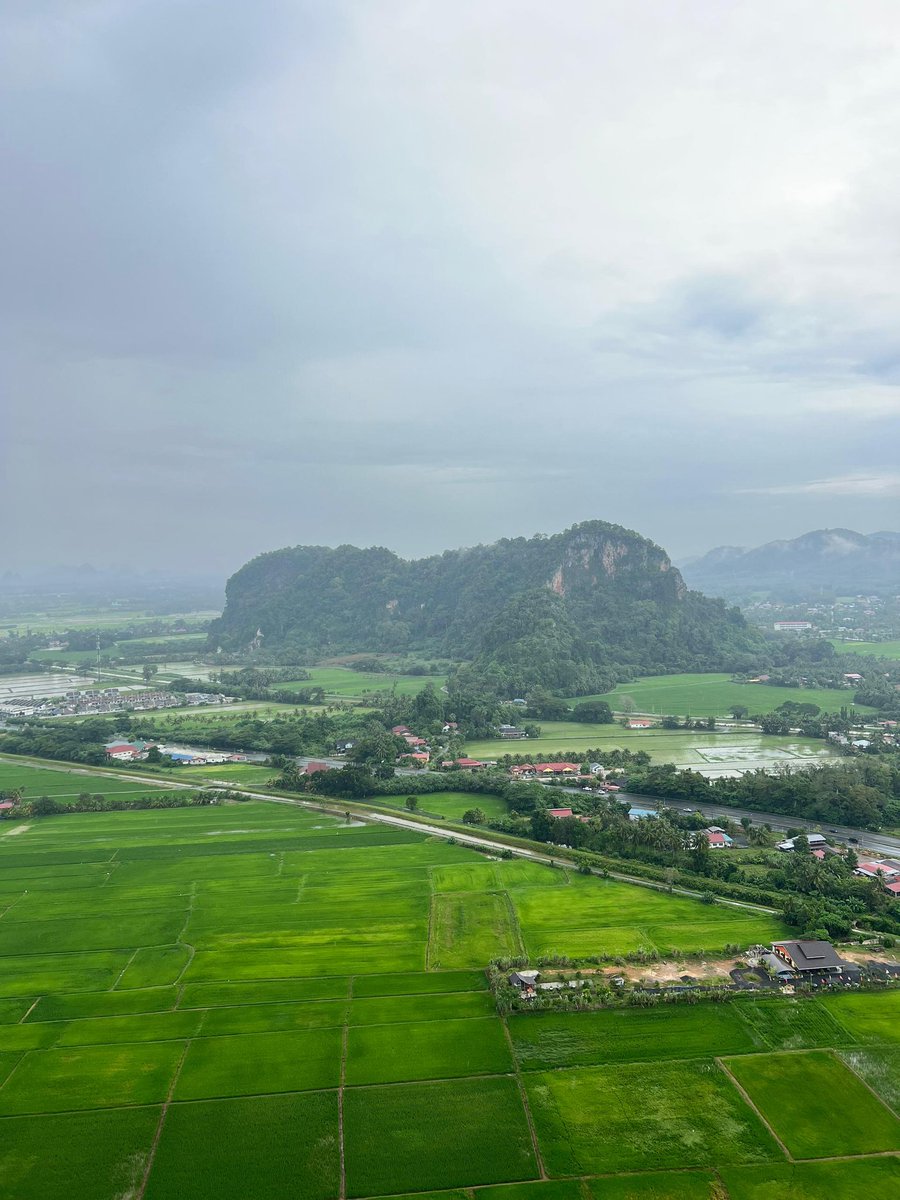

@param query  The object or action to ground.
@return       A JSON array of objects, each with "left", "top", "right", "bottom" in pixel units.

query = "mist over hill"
[
  {"left": 682, "top": 529, "right": 900, "bottom": 599},
  {"left": 210, "top": 521, "right": 764, "bottom": 695}
]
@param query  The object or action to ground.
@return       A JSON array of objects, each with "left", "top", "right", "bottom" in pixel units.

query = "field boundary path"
[
  {"left": 501, "top": 1017, "right": 546, "bottom": 1179},
  {"left": 137, "top": 1039, "right": 193, "bottom": 1199},
  {"left": 714, "top": 1057, "right": 792, "bottom": 1160},
  {"left": 338, "top": 1023, "right": 349, "bottom": 1199}
]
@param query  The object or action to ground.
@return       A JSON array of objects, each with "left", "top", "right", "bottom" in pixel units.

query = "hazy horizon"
[{"left": 4, "top": 2, "right": 900, "bottom": 575}]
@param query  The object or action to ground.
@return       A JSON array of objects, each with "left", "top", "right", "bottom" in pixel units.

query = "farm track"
[
  {"left": 501, "top": 1017, "right": 546, "bottom": 1179},
  {"left": 715, "top": 1057, "right": 793, "bottom": 1160},
  {"left": 136, "top": 1038, "right": 192, "bottom": 1199}
]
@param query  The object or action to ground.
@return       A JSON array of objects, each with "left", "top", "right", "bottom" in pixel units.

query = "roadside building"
[{"left": 770, "top": 940, "right": 844, "bottom": 975}]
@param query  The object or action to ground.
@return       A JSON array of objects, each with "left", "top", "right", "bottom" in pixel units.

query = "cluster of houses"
[
  {"left": 855, "top": 858, "right": 900, "bottom": 896},
  {"left": 0, "top": 688, "right": 235, "bottom": 720},
  {"left": 776, "top": 832, "right": 837, "bottom": 856},
  {"left": 105, "top": 740, "right": 247, "bottom": 766},
  {"left": 391, "top": 725, "right": 432, "bottom": 766}
]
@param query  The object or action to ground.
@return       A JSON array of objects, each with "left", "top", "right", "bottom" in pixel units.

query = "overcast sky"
[{"left": 4, "top": 0, "right": 900, "bottom": 579}]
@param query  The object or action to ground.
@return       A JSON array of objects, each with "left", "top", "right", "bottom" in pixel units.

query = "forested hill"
[
  {"left": 682, "top": 528, "right": 900, "bottom": 598},
  {"left": 210, "top": 522, "right": 764, "bottom": 695}
]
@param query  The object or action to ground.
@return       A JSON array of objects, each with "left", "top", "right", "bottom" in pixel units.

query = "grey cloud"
[{"left": 3, "top": 1, "right": 900, "bottom": 575}]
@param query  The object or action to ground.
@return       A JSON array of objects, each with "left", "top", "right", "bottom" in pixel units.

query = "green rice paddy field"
[
  {"left": 1, "top": 803, "right": 899, "bottom": 1198},
  {"left": 830, "top": 639, "right": 900, "bottom": 659},
  {"left": 581, "top": 673, "right": 875, "bottom": 717},
  {"left": 461, "top": 724, "right": 838, "bottom": 771}
]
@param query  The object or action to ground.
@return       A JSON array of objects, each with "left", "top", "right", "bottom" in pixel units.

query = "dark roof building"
[{"left": 771, "top": 940, "right": 844, "bottom": 974}]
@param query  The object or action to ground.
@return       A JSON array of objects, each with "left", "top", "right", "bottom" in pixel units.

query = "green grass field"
[
  {"left": 829, "top": 639, "right": 900, "bottom": 660},
  {"left": 0, "top": 758, "right": 187, "bottom": 804},
  {"left": 558, "top": 672, "right": 873, "bottom": 717},
  {"left": 724, "top": 1051, "right": 900, "bottom": 1158},
  {"left": 524, "top": 1058, "right": 781, "bottom": 1174},
  {"left": 3, "top": 784, "right": 900, "bottom": 1197},
  {"left": 281, "top": 667, "right": 447, "bottom": 698},
  {"left": 461, "top": 725, "right": 838, "bottom": 770}
]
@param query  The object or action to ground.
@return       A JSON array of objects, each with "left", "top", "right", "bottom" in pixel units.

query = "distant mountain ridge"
[
  {"left": 211, "top": 520, "right": 764, "bottom": 695},
  {"left": 682, "top": 529, "right": 900, "bottom": 598}
]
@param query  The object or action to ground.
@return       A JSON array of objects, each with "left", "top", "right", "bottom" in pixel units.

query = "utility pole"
[{"left": 96, "top": 631, "right": 102, "bottom": 685}]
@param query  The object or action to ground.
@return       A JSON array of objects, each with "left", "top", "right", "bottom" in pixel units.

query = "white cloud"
[{"left": 738, "top": 473, "right": 900, "bottom": 497}]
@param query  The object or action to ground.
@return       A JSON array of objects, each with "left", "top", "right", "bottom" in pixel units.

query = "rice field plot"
[
  {"left": 174, "top": 1028, "right": 342, "bottom": 1100},
  {"left": 345, "top": 1016, "right": 512, "bottom": 1085},
  {"left": 179, "top": 976, "right": 350, "bottom": 1009},
  {"left": 0, "top": 760, "right": 171, "bottom": 801},
  {"left": 509, "top": 1006, "right": 760, "bottom": 1071},
  {"left": 289, "top": 667, "right": 448, "bottom": 698},
  {"left": 348, "top": 990, "right": 495, "bottom": 1025},
  {"left": 0, "top": 999, "right": 32, "bottom": 1024},
  {"left": 342, "top": 1076, "right": 537, "bottom": 1196},
  {"left": 839, "top": 1048, "right": 900, "bottom": 1114},
  {"left": 829, "top": 638, "right": 900, "bottom": 659},
  {"left": 720, "top": 1158, "right": 900, "bottom": 1200},
  {"left": 736, "top": 998, "right": 854, "bottom": 1050},
  {"left": 724, "top": 1051, "right": 900, "bottom": 1158},
  {"left": 374, "top": 791, "right": 510, "bottom": 822},
  {"left": 593, "top": 673, "right": 876, "bottom": 718},
  {"left": 351, "top": 969, "right": 487, "bottom": 997},
  {"left": 186, "top": 930, "right": 425, "bottom": 981},
  {"left": 0, "top": 1041, "right": 184, "bottom": 1115},
  {"left": 144, "top": 1091, "right": 340, "bottom": 1200},
  {"left": 461, "top": 726, "right": 838, "bottom": 768},
  {"left": 582, "top": 1173, "right": 720, "bottom": 1199},
  {"left": 0, "top": 1106, "right": 162, "bottom": 1200},
  {"left": 429, "top": 891, "right": 522, "bottom": 969},
  {"left": 0, "top": 1024, "right": 61, "bottom": 1052},
  {"left": 55, "top": 1009, "right": 204, "bottom": 1047},
  {"left": 0, "top": 949, "right": 134, "bottom": 998},
  {"left": 202, "top": 999, "right": 348, "bottom": 1036},
  {"left": 0, "top": 911, "right": 185, "bottom": 956},
  {"left": 821, "top": 988, "right": 900, "bottom": 1042},
  {"left": 478, "top": 1184, "right": 584, "bottom": 1200},
  {"left": 26, "top": 985, "right": 178, "bottom": 1022},
  {"left": 116, "top": 944, "right": 192, "bottom": 988},
  {"left": 511, "top": 873, "right": 788, "bottom": 959},
  {"left": 525, "top": 1059, "right": 781, "bottom": 1175}
]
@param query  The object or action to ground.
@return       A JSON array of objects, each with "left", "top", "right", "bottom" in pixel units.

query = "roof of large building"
[{"left": 773, "top": 939, "right": 844, "bottom": 971}]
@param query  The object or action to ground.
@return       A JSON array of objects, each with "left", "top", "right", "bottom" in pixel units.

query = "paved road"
[{"left": 619, "top": 793, "right": 900, "bottom": 858}]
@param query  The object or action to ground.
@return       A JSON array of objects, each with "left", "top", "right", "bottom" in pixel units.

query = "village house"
[
  {"left": 534, "top": 762, "right": 581, "bottom": 776},
  {"left": 627, "top": 718, "right": 653, "bottom": 729},
  {"left": 548, "top": 807, "right": 574, "bottom": 819},
  {"left": 508, "top": 970, "right": 540, "bottom": 997},
  {"left": 440, "top": 758, "right": 484, "bottom": 771},
  {"left": 700, "top": 827, "right": 733, "bottom": 849},
  {"left": 776, "top": 833, "right": 830, "bottom": 852},
  {"left": 769, "top": 939, "right": 844, "bottom": 976},
  {"left": 855, "top": 860, "right": 900, "bottom": 894},
  {"left": 498, "top": 725, "right": 528, "bottom": 739}
]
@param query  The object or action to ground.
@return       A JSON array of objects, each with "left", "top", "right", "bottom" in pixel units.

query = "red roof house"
[
  {"left": 304, "top": 761, "right": 329, "bottom": 775},
  {"left": 534, "top": 762, "right": 581, "bottom": 775},
  {"left": 548, "top": 807, "right": 574, "bottom": 818}
]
